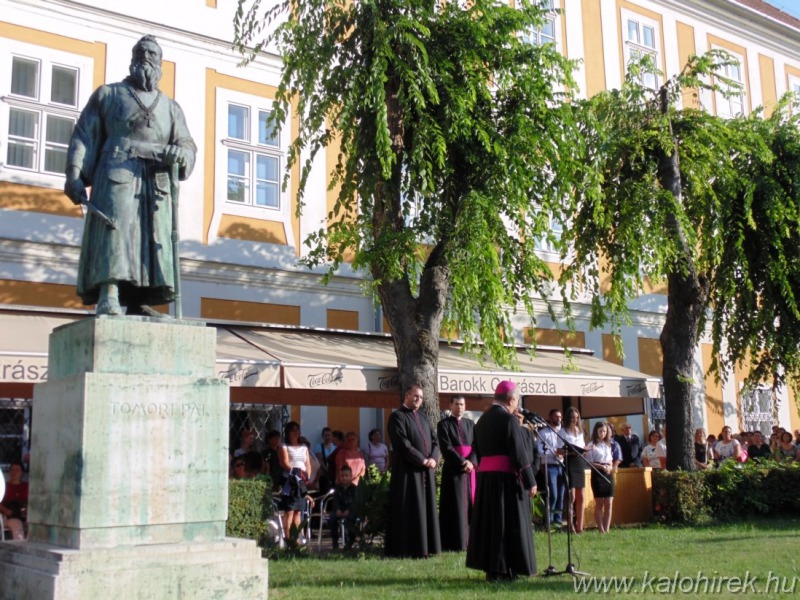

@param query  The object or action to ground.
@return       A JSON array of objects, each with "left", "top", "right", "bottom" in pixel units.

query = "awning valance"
[
  {"left": 0, "top": 310, "right": 661, "bottom": 413},
  {"left": 0, "top": 311, "right": 280, "bottom": 389},
  {"left": 223, "top": 326, "right": 661, "bottom": 400}
]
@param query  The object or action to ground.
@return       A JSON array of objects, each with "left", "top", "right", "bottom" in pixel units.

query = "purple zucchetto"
[{"left": 494, "top": 380, "right": 517, "bottom": 397}]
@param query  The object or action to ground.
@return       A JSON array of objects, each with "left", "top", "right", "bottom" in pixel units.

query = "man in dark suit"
[{"left": 614, "top": 422, "right": 642, "bottom": 467}]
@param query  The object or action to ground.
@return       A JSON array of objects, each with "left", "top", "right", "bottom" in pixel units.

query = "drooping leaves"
[{"left": 234, "top": 0, "right": 586, "bottom": 370}]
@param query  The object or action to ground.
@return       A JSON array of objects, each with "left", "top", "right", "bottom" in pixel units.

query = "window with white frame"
[
  {"left": 646, "top": 393, "right": 665, "bottom": 436},
  {"left": 224, "top": 102, "right": 281, "bottom": 209},
  {"left": 622, "top": 10, "right": 660, "bottom": 90},
  {"left": 1, "top": 43, "right": 92, "bottom": 182},
  {"left": 740, "top": 386, "right": 774, "bottom": 436},
  {"left": 788, "top": 74, "right": 800, "bottom": 112},
  {"left": 215, "top": 88, "right": 290, "bottom": 221},
  {"left": 521, "top": 0, "right": 557, "bottom": 47},
  {"left": 534, "top": 210, "right": 563, "bottom": 254},
  {"left": 713, "top": 49, "right": 746, "bottom": 118}
]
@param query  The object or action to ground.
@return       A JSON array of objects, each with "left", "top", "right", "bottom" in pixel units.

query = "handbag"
[
  {"left": 281, "top": 467, "right": 308, "bottom": 498},
  {"left": 737, "top": 447, "right": 748, "bottom": 463}
]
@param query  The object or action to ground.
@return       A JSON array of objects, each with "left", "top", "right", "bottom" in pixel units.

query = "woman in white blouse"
[
  {"left": 278, "top": 421, "right": 312, "bottom": 545},
  {"left": 559, "top": 407, "right": 587, "bottom": 534},
  {"left": 714, "top": 426, "right": 742, "bottom": 463},
  {"left": 585, "top": 422, "right": 615, "bottom": 533},
  {"left": 640, "top": 430, "right": 662, "bottom": 469}
]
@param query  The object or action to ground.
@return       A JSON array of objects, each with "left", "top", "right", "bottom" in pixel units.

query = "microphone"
[{"left": 518, "top": 408, "right": 547, "bottom": 426}]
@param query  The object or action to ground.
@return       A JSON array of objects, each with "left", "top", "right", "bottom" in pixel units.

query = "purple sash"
[{"left": 478, "top": 454, "right": 515, "bottom": 473}]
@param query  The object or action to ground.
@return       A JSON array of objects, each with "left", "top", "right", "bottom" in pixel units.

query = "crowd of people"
[
  {"left": 635, "top": 424, "right": 800, "bottom": 471},
  {"left": 227, "top": 390, "right": 800, "bottom": 579},
  {"left": 228, "top": 419, "right": 391, "bottom": 547}
]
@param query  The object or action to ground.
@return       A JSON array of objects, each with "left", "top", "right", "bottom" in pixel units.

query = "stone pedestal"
[{"left": 0, "top": 317, "right": 268, "bottom": 599}]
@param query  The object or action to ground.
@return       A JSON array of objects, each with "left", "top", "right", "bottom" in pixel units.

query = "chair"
[
  {"left": 335, "top": 516, "right": 362, "bottom": 550},
  {"left": 270, "top": 494, "right": 313, "bottom": 548},
  {"left": 267, "top": 497, "right": 285, "bottom": 549},
  {"left": 312, "top": 488, "right": 336, "bottom": 547}
]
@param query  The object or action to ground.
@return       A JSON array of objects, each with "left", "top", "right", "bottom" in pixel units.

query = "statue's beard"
[{"left": 129, "top": 61, "right": 161, "bottom": 92}]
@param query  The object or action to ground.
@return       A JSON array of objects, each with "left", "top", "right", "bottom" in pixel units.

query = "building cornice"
[
  {"left": 6, "top": 0, "right": 284, "bottom": 72},
  {"left": 656, "top": 0, "right": 800, "bottom": 60}
]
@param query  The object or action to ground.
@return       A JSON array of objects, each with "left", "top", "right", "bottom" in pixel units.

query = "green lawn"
[{"left": 267, "top": 517, "right": 800, "bottom": 599}]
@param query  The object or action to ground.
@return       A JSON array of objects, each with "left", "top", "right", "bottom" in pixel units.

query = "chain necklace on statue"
[{"left": 126, "top": 83, "right": 161, "bottom": 129}]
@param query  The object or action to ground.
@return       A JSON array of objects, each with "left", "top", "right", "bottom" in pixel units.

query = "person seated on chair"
[
  {"left": 230, "top": 457, "right": 248, "bottom": 480},
  {"left": 1, "top": 462, "right": 28, "bottom": 540},
  {"left": 234, "top": 429, "right": 257, "bottom": 458},
  {"left": 329, "top": 465, "right": 359, "bottom": 549},
  {"left": 242, "top": 450, "right": 264, "bottom": 479}
]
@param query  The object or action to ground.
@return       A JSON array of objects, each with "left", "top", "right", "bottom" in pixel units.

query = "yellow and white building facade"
[{"left": 1, "top": 0, "right": 799, "bottom": 457}]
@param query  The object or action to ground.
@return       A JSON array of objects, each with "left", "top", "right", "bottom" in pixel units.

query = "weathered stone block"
[{"left": 0, "top": 317, "right": 269, "bottom": 598}]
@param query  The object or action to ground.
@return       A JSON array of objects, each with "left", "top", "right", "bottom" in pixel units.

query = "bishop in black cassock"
[
  {"left": 466, "top": 381, "right": 537, "bottom": 581},
  {"left": 437, "top": 395, "right": 476, "bottom": 551},
  {"left": 385, "top": 385, "right": 441, "bottom": 558}
]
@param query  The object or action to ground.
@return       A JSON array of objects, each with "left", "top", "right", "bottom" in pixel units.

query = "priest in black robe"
[
  {"left": 437, "top": 395, "right": 476, "bottom": 551},
  {"left": 385, "top": 384, "right": 441, "bottom": 558},
  {"left": 466, "top": 381, "right": 537, "bottom": 582}
]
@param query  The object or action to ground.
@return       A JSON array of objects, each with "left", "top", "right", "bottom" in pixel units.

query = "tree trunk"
[
  {"left": 376, "top": 243, "right": 450, "bottom": 426},
  {"left": 368, "top": 71, "right": 451, "bottom": 425},
  {"left": 660, "top": 270, "right": 707, "bottom": 471},
  {"left": 656, "top": 86, "right": 709, "bottom": 470}
]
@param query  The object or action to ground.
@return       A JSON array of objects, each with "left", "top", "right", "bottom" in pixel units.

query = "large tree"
[
  {"left": 234, "top": 0, "right": 584, "bottom": 422},
  {"left": 569, "top": 53, "right": 800, "bottom": 469}
]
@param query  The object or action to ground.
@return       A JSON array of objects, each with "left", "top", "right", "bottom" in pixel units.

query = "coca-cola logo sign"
[
  {"left": 581, "top": 381, "right": 604, "bottom": 395},
  {"left": 378, "top": 374, "right": 400, "bottom": 391},
  {"left": 625, "top": 382, "right": 648, "bottom": 396},
  {"left": 308, "top": 368, "right": 344, "bottom": 388},
  {"left": 218, "top": 366, "right": 259, "bottom": 384}
]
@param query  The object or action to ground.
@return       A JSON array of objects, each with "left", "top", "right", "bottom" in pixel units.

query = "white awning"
[
  {"left": 0, "top": 311, "right": 281, "bottom": 388},
  {"left": 0, "top": 309, "right": 661, "bottom": 414},
  {"left": 0, "top": 312, "right": 77, "bottom": 385},
  {"left": 227, "top": 326, "right": 661, "bottom": 400}
]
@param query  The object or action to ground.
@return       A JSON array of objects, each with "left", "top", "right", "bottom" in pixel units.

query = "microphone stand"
[
  {"left": 535, "top": 427, "right": 559, "bottom": 577},
  {"left": 522, "top": 412, "right": 610, "bottom": 578}
]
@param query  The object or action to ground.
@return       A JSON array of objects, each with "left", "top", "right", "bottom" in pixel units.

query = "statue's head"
[{"left": 128, "top": 35, "right": 162, "bottom": 92}]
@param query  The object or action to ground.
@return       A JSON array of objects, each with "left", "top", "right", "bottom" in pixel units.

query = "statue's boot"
[
  {"left": 96, "top": 297, "right": 123, "bottom": 316},
  {"left": 126, "top": 304, "right": 169, "bottom": 318}
]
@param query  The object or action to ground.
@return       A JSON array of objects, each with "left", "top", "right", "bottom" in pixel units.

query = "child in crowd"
[{"left": 329, "top": 465, "right": 359, "bottom": 549}]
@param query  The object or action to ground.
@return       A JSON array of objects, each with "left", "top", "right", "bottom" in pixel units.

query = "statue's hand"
[
  {"left": 64, "top": 175, "right": 87, "bottom": 206},
  {"left": 163, "top": 145, "right": 187, "bottom": 167}
]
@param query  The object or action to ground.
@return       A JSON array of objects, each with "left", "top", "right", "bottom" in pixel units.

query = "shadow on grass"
[{"left": 272, "top": 573, "right": 580, "bottom": 593}]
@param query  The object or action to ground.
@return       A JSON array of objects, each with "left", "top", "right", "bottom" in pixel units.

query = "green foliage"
[
  {"left": 706, "top": 102, "right": 800, "bottom": 386},
  {"left": 570, "top": 50, "right": 800, "bottom": 391},
  {"left": 226, "top": 476, "right": 275, "bottom": 547},
  {"left": 354, "top": 464, "right": 390, "bottom": 547},
  {"left": 652, "top": 469, "right": 709, "bottom": 525},
  {"left": 704, "top": 458, "right": 800, "bottom": 519},
  {"left": 234, "top": 0, "right": 586, "bottom": 370},
  {"left": 653, "top": 460, "right": 800, "bottom": 525},
  {"left": 568, "top": 51, "right": 737, "bottom": 335}
]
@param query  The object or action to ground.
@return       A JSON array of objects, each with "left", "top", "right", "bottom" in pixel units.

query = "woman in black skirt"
[
  {"left": 560, "top": 407, "right": 586, "bottom": 533},
  {"left": 585, "top": 421, "right": 615, "bottom": 533},
  {"left": 278, "top": 421, "right": 312, "bottom": 545}
]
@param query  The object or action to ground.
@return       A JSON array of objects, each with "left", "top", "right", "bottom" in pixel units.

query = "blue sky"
[{"left": 770, "top": 0, "right": 800, "bottom": 20}]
